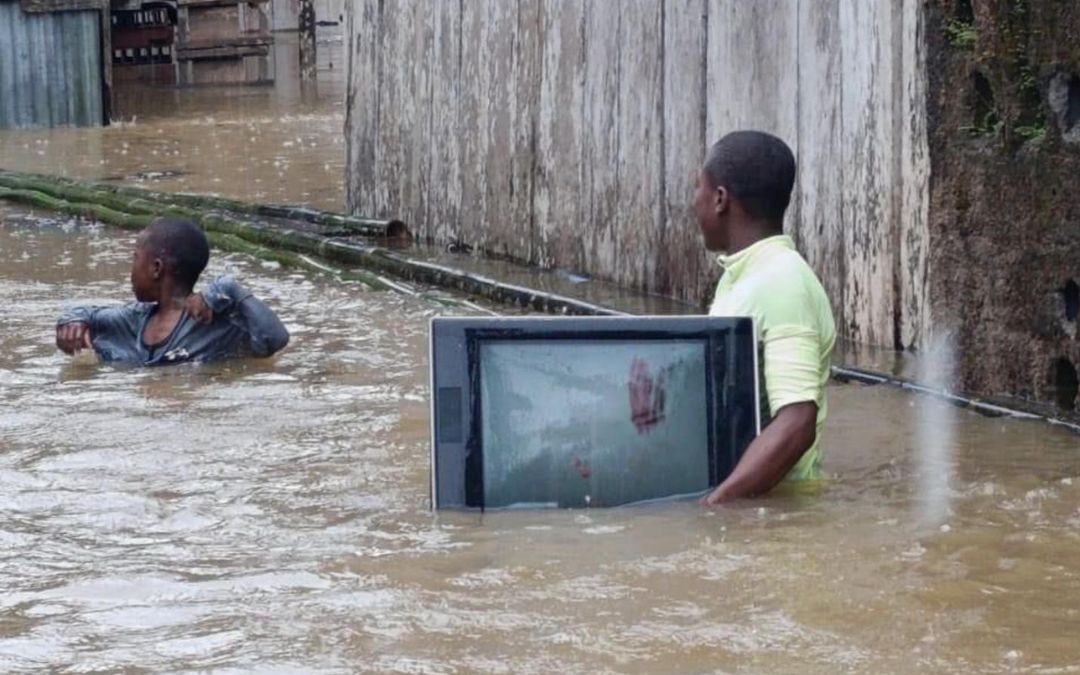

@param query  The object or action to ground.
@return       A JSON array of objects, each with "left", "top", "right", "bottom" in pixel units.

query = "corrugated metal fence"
[{"left": 0, "top": 0, "right": 103, "bottom": 128}]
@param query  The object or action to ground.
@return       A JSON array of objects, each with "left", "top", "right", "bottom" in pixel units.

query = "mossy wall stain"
[{"left": 927, "top": 0, "right": 1080, "bottom": 409}]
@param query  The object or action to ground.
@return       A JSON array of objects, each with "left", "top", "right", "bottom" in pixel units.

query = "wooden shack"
[
  {"left": 174, "top": 0, "right": 273, "bottom": 85},
  {"left": 110, "top": 2, "right": 176, "bottom": 85},
  {"left": 271, "top": 0, "right": 343, "bottom": 33},
  {"left": 0, "top": 0, "right": 112, "bottom": 128}
]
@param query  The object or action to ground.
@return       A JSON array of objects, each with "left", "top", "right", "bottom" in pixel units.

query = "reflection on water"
[
  {"left": 3, "top": 212, "right": 1080, "bottom": 673},
  {"left": 3, "top": 31, "right": 1080, "bottom": 675}
]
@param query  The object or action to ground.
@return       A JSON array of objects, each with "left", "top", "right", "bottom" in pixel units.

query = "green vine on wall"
[
  {"left": 946, "top": 19, "right": 978, "bottom": 49},
  {"left": 1002, "top": 0, "right": 1047, "bottom": 144},
  {"left": 954, "top": 0, "right": 1050, "bottom": 146},
  {"left": 1016, "top": 124, "right": 1046, "bottom": 141}
]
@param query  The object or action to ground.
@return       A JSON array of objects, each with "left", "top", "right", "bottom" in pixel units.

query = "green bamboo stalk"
[
  {"left": 0, "top": 171, "right": 621, "bottom": 316},
  {"left": 0, "top": 185, "right": 490, "bottom": 310},
  {"left": 0, "top": 169, "right": 407, "bottom": 239},
  {"left": 205, "top": 232, "right": 388, "bottom": 291},
  {"left": 202, "top": 220, "right": 620, "bottom": 315},
  {"left": 0, "top": 179, "right": 392, "bottom": 290},
  {"left": 0, "top": 174, "right": 149, "bottom": 215},
  {"left": 0, "top": 187, "right": 154, "bottom": 230}
]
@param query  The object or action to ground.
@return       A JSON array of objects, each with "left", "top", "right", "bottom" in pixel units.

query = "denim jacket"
[{"left": 57, "top": 275, "right": 289, "bottom": 366}]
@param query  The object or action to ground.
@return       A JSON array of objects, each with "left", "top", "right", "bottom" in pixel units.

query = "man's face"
[
  {"left": 694, "top": 171, "right": 728, "bottom": 252},
  {"left": 130, "top": 233, "right": 160, "bottom": 302}
]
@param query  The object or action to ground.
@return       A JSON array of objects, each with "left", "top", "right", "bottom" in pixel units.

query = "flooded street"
[
  {"left": 3, "top": 35, "right": 1080, "bottom": 675},
  {"left": 0, "top": 33, "right": 348, "bottom": 212}
]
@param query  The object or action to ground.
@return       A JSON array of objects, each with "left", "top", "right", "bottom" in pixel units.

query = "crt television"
[{"left": 429, "top": 316, "right": 760, "bottom": 509}]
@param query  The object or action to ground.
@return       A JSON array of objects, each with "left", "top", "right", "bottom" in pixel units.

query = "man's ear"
[
  {"left": 714, "top": 185, "right": 730, "bottom": 217},
  {"left": 151, "top": 257, "right": 164, "bottom": 280}
]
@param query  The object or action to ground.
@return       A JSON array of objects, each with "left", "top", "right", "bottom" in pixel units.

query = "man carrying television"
[{"left": 694, "top": 130, "right": 837, "bottom": 504}]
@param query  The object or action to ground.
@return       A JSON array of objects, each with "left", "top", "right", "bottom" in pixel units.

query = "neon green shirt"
[{"left": 709, "top": 235, "right": 836, "bottom": 480}]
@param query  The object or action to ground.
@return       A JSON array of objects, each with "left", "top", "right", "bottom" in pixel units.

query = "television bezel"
[{"left": 429, "top": 315, "right": 761, "bottom": 509}]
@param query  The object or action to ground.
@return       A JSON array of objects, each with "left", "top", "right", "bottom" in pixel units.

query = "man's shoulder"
[
  {"left": 744, "top": 246, "right": 823, "bottom": 296},
  {"left": 117, "top": 301, "right": 156, "bottom": 323},
  {"left": 58, "top": 300, "right": 153, "bottom": 324},
  {"left": 744, "top": 247, "right": 834, "bottom": 330}
]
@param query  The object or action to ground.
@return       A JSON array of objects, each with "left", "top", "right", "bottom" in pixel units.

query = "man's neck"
[
  {"left": 143, "top": 290, "right": 191, "bottom": 347},
  {"left": 149, "top": 280, "right": 192, "bottom": 310},
  {"left": 146, "top": 286, "right": 190, "bottom": 322},
  {"left": 152, "top": 299, "right": 186, "bottom": 318},
  {"left": 726, "top": 222, "right": 784, "bottom": 256}
]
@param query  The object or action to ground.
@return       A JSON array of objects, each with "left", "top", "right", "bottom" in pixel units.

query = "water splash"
[{"left": 914, "top": 333, "right": 957, "bottom": 530}]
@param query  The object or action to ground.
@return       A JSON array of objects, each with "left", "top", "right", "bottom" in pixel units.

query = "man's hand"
[
  {"left": 184, "top": 293, "right": 213, "bottom": 325},
  {"left": 56, "top": 322, "right": 92, "bottom": 355}
]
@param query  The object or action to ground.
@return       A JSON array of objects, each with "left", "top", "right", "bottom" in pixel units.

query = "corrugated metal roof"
[{"left": 0, "top": 1, "right": 103, "bottom": 128}]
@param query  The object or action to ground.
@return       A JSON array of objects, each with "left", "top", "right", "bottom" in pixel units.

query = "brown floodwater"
[
  {"left": 2, "top": 34, "right": 1080, "bottom": 675},
  {"left": 0, "top": 32, "right": 348, "bottom": 212}
]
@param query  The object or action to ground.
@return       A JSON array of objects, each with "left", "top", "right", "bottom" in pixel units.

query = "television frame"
[{"left": 429, "top": 316, "right": 761, "bottom": 509}]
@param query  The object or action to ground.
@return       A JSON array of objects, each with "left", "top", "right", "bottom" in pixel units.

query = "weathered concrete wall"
[
  {"left": 925, "top": 0, "right": 1080, "bottom": 410},
  {"left": 0, "top": 0, "right": 105, "bottom": 128},
  {"left": 345, "top": 0, "right": 930, "bottom": 348}
]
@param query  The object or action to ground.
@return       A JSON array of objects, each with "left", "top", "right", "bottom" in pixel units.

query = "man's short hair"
[
  {"left": 143, "top": 217, "right": 210, "bottom": 291},
  {"left": 704, "top": 130, "right": 796, "bottom": 226}
]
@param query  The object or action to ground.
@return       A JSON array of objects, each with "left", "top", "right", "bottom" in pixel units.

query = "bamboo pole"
[
  {"left": 0, "top": 174, "right": 613, "bottom": 315},
  {"left": 0, "top": 170, "right": 408, "bottom": 239},
  {"left": 0, "top": 187, "right": 154, "bottom": 230},
  {"left": 0, "top": 185, "right": 385, "bottom": 287},
  {"left": 195, "top": 216, "right": 623, "bottom": 316}
]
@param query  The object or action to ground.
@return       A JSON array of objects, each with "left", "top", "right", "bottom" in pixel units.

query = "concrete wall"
[
  {"left": 345, "top": 0, "right": 930, "bottom": 349},
  {"left": 0, "top": 0, "right": 104, "bottom": 128},
  {"left": 925, "top": 0, "right": 1080, "bottom": 410}
]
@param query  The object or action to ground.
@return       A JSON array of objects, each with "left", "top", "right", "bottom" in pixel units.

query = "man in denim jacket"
[{"left": 56, "top": 217, "right": 289, "bottom": 366}]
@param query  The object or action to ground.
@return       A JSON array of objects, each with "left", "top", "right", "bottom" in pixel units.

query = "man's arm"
[
  {"left": 701, "top": 401, "right": 817, "bottom": 504},
  {"left": 56, "top": 305, "right": 141, "bottom": 355},
  {"left": 197, "top": 275, "right": 290, "bottom": 357},
  {"left": 702, "top": 322, "right": 825, "bottom": 504}
]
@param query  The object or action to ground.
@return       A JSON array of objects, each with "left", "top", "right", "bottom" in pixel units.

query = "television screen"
[
  {"left": 429, "top": 316, "right": 759, "bottom": 509},
  {"left": 479, "top": 339, "right": 711, "bottom": 507}
]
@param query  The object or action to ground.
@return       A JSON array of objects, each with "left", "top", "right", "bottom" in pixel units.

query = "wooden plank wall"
[
  {"left": 533, "top": 0, "right": 584, "bottom": 269},
  {"left": 899, "top": 0, "right": 930, "bottom": 350},
  {"left": 796, "top": 0, "right": 846, "bottom": 334},
  {"left": 345, "top": 0, "right": 932, "bottom": 348}
]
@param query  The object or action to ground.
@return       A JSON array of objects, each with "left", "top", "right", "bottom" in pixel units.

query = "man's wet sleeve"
[
  {"left": 237, "top": 295, "right": 290, "bottom": 356},
  {"left": 762, "top": 324, "right": 823, "bottom": 414},
  {"left": 201, "top": 275, "right": 251, "bottom": 314},
  {"left": 57, "top": 306, "right": 96, "bottom": 327},
  {"left": 57, "top": 305, "right": 141, "bottom": 343},
  {"left": 202, "top": 275, "right": 289, "bottom": 357}
]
